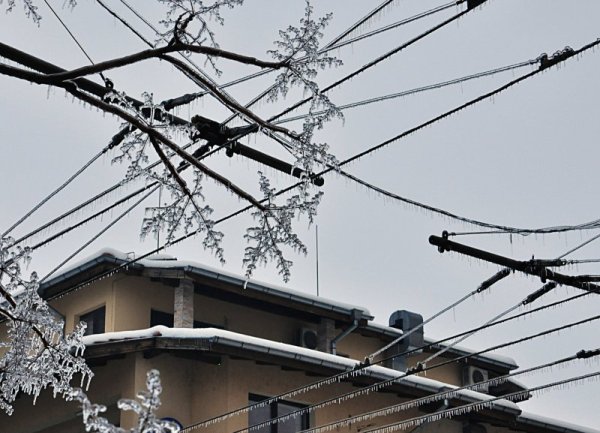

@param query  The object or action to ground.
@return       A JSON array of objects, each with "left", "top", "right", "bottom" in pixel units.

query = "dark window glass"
[
  {"left": 150, "top": 309, "right": 223, "bottom": 329},
  {"left": 80, "top": 306, "right": 105, "bottom": 336},
  {"left": 248, "top": 394, "right": 309, "bottom": 433}
]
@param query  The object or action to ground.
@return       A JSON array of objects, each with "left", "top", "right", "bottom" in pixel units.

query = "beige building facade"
[{"left": 0, "top": 249, "right": 596, "bottom": 433}]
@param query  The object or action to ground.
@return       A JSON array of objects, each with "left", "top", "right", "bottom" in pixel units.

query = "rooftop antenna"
[{"left": 316, "top": 224, "right": 320, "bottom": 297}]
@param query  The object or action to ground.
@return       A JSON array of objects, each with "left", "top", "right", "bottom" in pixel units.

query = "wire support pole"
[{"left": 429, "top": 233, "right": 600, "bottom": 295}]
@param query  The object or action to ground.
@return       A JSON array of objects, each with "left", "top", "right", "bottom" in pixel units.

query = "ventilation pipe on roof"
[
  {"left": 388, "top": 310, "right": 424, "bottom": 372},
  {"left": 331, "top": 309, "right": 362, "bottom": 356}
]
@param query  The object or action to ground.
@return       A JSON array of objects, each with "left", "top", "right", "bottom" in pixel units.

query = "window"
[
  {"left": 79, "top": 306, "right": 105, "bottom": 336},
  {"left": 150, "top": 309, "right": 223, "bottom": 329},
  {"left": 248, "top": 394, "right": 309, "bottom": 433}
]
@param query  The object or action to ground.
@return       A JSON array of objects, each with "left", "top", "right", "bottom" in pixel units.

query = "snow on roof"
[
  {"left": 518, "top": 412, "right": 600, "bottom": 433},
  {"left": 82, "top": 325, "right": 520, "bottom": 415},
  {"left": 365, "top": 322, "right": 518, "bottom": 370},
  {"left": 42, "top": 248, "right": 372, "bottom": 318}
]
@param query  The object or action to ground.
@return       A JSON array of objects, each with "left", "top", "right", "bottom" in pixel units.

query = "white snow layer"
[{"left": 83, "top": 326, "right": 520, "bottom": 414}]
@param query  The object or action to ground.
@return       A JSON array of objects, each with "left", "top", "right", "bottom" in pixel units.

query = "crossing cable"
[
  {"left": 368, "top": 268, "right": 510, "bottom": 361},
  {"left": 209, "top": 38, "right": 600, "bottom": 239},
  {"left": 49, "top": 221, "right": 591, "bottom": 430},
  {"left": 300, "top": 348, "right": 600, "bottom": 433},
  {"left": 49, "top": 38, "right": 600, "bottom": 300},
  {"left": 181, "top": 0, "right": 463, "bottom": 104},
  {"left": 223, "top": 0, "right": 479, "bottom": 127},
  {"left": 274, "top": 58, "right": 538, "bottom": 125},
  {"left": 363, "top": 370, "right": 600, "bottom": 433},
  {"left": 181, "top": 289, "right": 592, "bottom": 431},
  {"left": 41, "top": 0, "right": 107, "bottom": 84},
  {"left": 224, "top": 302, "right": 598, "bottom": 433}
]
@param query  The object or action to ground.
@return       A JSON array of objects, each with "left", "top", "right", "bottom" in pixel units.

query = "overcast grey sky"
[{"left": 1, "top": 0, "right": 600, "bottom": 429}]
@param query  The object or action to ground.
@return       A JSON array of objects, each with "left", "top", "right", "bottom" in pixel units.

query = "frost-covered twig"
[{"left": 67, "top": 369, "right": 180, "bottom": 433}]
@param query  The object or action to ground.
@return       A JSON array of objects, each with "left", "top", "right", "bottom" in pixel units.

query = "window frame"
[{"left": 248, "top": 393, "right": 310, "bottom": 433}]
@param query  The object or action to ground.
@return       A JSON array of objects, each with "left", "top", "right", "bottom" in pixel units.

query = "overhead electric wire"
[
  {"left": 1, "top": 144, "right": 112, "bottom": 240},
  {"left": 180, "top": 290, "right": 592, "bottom": 431},
  {"left": 263, "top": 3, "right": 478, "bottom": 126},
  {"left": 363, "top": 370, "right": 600, "bottom": 433},
  {"left": 274, "top": 58, "right": 538, "bottom": 125},
  {"left": 12, "top": 141, "right": 195, "bottom": 248},
  {"left": 556, "top": 232, "right": 600, "bottom": 260},
  {"left": 227, "top": 302, "right": 597, "bottom": 433},
  {"left": 40, "top": 187, "right": 157, "bottom": 282},
  {"left": 53, "top": 37, "right": 600, "bottom": 303},
  {"left": 41, "top": 0, "right": 107, "bottom": 83},
  {"left": 300, "top": 348, "right": 600, "bottom": 433},
  {"left": 183, "top": 0, "right": 463, "bottom": 105},
  {"left": 368, "top": 268, "right": 510, "bottom": 361}
]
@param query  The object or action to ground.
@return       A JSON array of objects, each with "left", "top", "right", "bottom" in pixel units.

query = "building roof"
[
  {"left": 82, "top": 326, "right": 520, "bottom": 412},
  {"left": 81, "top": 326, "right": 599, "bottom": 433},
  {"left": 42, "top": 248, "right": 516, "bottom": 371}
]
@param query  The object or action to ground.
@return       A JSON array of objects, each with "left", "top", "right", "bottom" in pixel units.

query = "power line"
[
  {"left": 40, "top": 187, "right": 157, "bottom": 282},
  {"left": 368, "top": 268, "right": 510, "bottom": 361},
  {"left": 301, "top": 348, "right": 600, "bottom": 433},
  {"left": 335, "top": 168, "right": 600, "bottom": 236},
  {"left": 52, "top": 38, "right": 600, "bottom": 304},
  {"left": 1, "top": 144, "right": 113, "bottom": 239},
  {"left": 363, "top": 370, "right": 600, "bottom": 433},
  {"left": 274, "top": 58, "right": 538, "bottom": 125},
  {"left": 180, "top": 290, "right": 591, "bottom": 431},
  {"left": 227, "top": 307, "right": 600, "bottom": 433},
  {"left": 266, "top": 3, "right": 478, "bottom": 126},
  {"left": 556, "top": 231, "right": 600, "bottom": 260},
  {"left": 42, "top": 0, "right": 107, "bottom": 83},
  {"left": 185, "top": 0, "right": 462, "bottom": 104}
]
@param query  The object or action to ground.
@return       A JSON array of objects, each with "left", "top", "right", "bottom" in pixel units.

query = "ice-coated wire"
[
  {"left": 1, "top": 145, "right": 110, "bottom": 239},
  {"left": 12, "top": 141, "right": 195, "bottom": 248},
  {"left": 187, "top": 0, "right": 461, "bottom": 104},
  {"left": 40, "top": 187, "right": 157, "bottom": 283},
  {"left": 41, "top": 0, "right": 107, "bottom": 83},
  {"left": 267, "top": 6, "right": 474, "bottom": 126},
  {"left": 299, "top": 348, "right": 600, "bottom": 433},
  {"left": 228, "top": 309, "right": 600, "bottom": 433},
  {"left": 50, "top": 38, "right": 600, "bottom": 299},
  {"left": 368, "top": 268, "right": 510, "bottom": 361},
  {"left": 58, "top": 238, "right": 591, "bottom": 433},
  {"left": 556, "top": 232, "right": 600, "bottom": 260},
  {"left": 363, "top": 370, "right": 600, "bottom": 433},
  {"left": 274, "top": 58, "right": 538, "bottom": 125}
]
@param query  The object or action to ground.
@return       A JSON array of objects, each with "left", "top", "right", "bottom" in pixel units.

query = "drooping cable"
[{"left": 52, "top": 39, "right": 600, "bottom": 302}]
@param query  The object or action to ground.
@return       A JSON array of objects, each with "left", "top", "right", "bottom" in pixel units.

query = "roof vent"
[{"left": 387, "top": 310, "right": 424, "bottom": 372}]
